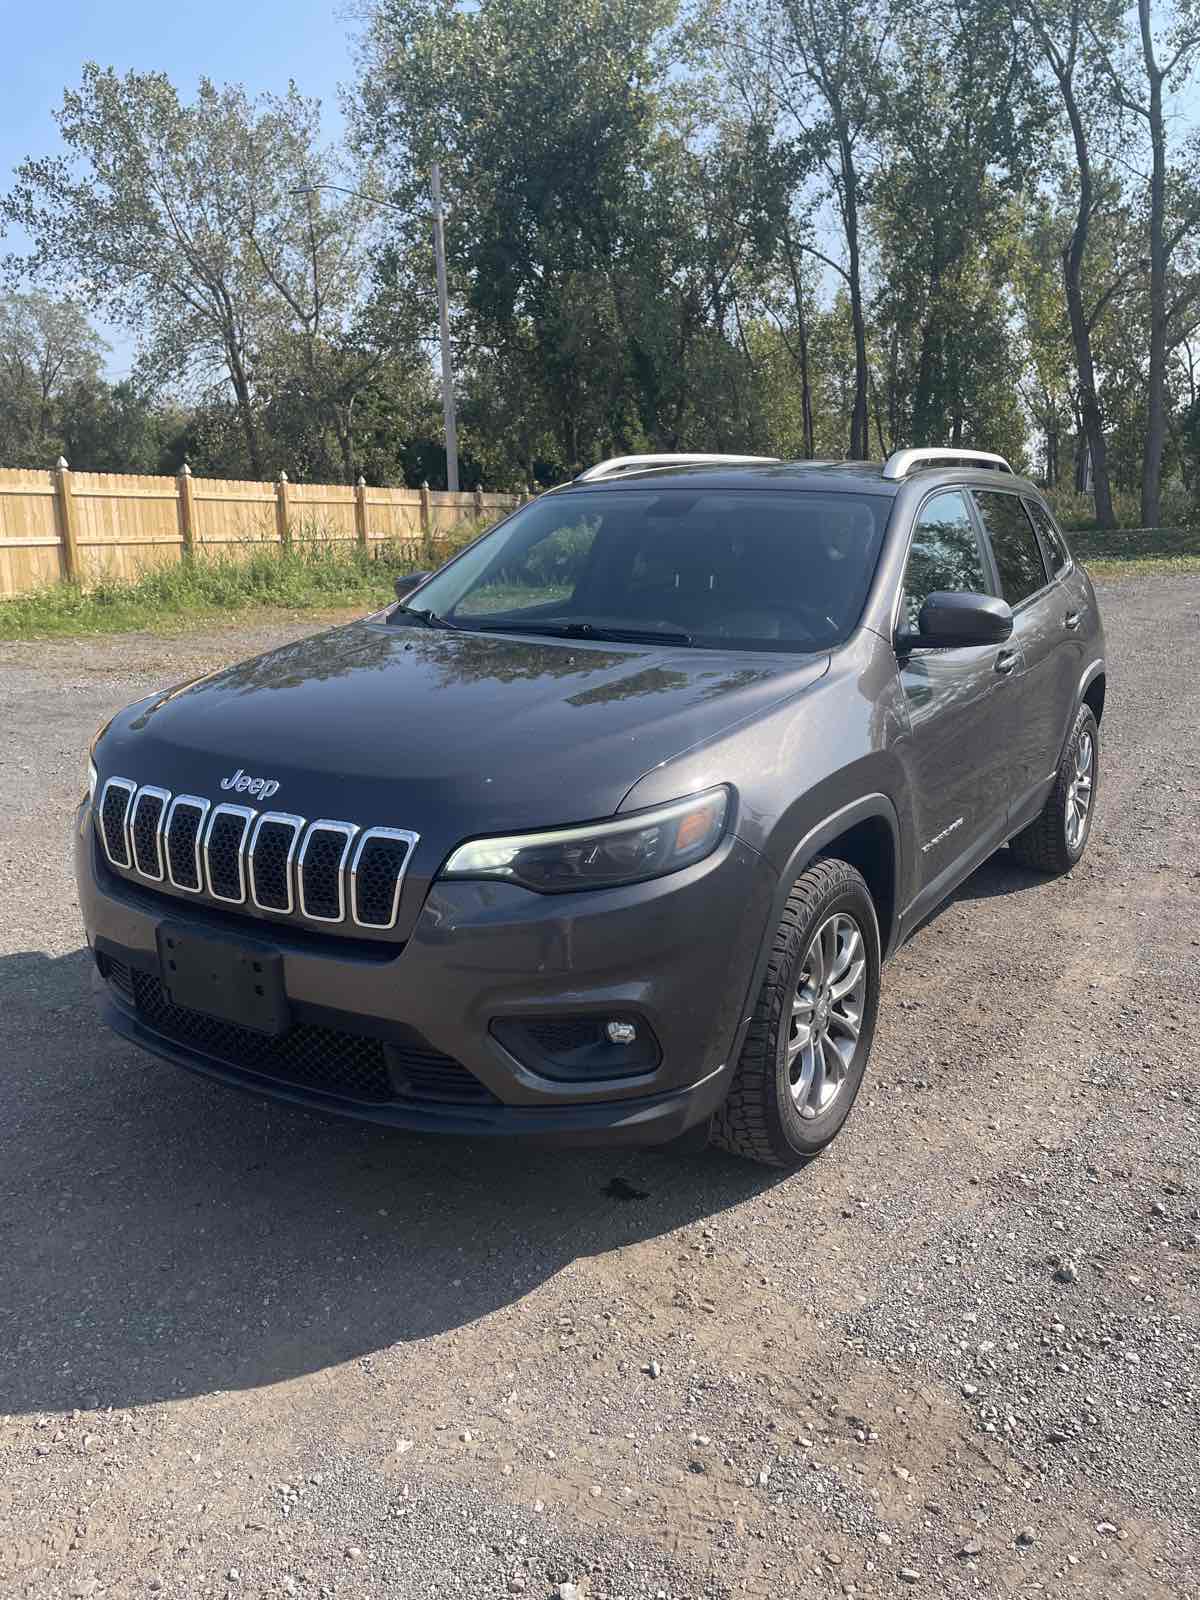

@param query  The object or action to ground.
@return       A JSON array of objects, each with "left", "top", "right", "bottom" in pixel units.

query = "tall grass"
[{"left": 0, "top": 519, "right": 494, "bottom": 642}]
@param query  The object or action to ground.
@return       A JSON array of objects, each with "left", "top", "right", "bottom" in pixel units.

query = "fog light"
[{"left": 605, "top": 1020, "right": 638, "bottom": 1046}]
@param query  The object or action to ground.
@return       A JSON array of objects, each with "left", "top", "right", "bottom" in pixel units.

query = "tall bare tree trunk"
[
  {"left": 1059, "top": 83, "right": 1116, "bottom": 528},
  {"left": 1140, "top": 0, "right": 1168, "bottom": 528},
  {"left": 840, "top": 133, "right": 870, "bottom": 458},
  {"left": 781, "top": 227, "right": 815, "bottom": 457}
]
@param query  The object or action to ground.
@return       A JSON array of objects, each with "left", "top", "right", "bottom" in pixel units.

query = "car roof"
[{"left": 553, "top": 460, "right": 1043, "bottom": 499}]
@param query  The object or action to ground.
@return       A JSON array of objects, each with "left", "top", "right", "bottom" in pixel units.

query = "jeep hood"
[{"left": 100, "top": 619, "right": 829, "bottom": 838}]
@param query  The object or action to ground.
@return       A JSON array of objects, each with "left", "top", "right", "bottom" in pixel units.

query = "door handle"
[
  {"left": 1064, "top": 610, "right": 1082, "bottom": 630},
  {"left": 995, "top": 648, "right": 1019, "bottom": 676}
]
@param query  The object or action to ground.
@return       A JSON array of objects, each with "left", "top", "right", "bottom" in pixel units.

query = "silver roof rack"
[
  {"left": 882, "top": 447, "right": 1014, "bottom": 480},
  {"left": 576, "top": 452, "right": 780, "bottom": 482}
]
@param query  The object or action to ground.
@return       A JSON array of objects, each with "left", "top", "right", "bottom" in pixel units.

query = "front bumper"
[{"left": 75, "top": 809, "right": 775, "bottom": 1147}]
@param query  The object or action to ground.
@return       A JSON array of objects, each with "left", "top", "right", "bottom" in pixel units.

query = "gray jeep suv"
[{"left": 77, "top": 449, "right": 1105, "bottom": 1167}]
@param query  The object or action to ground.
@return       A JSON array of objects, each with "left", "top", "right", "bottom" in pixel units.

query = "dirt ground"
[{"left": 1, "top": 574, "right": 1198, "bottom": 1600}]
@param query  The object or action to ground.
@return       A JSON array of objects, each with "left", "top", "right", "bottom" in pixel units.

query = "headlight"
[
  {"left": 439, "top": 787, "right": 730, "bottom": 893},
  {"left": 87, "top": 759, "right": 98, "bottom": 805}
]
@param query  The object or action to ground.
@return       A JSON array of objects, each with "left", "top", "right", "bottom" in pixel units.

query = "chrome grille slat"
[
  {"left": 93, "top": 776, "right": 417, "bottom": 932},
  {"left": 129, "top": 786, "right": 170, "bottom": 881},
  {"left": 298, "top": 820, "right": 358, "bottom": 924},
  {"left": 247, "top": 812, "right": 305, "bottom": 914},
  {"left": 351, "top": 827, "right": 419, "bottom": 930},
  {"left": 164, "top": 795, "right": 209, "bottom": 892},
  {"left": 99, "top": 778, "right": 137, "bottom": 868},
  {"left": 203, "top": 804, "right": 255, "bottom": 904}
]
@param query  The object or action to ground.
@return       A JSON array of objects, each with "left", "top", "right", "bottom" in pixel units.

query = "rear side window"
[
  {"left": 973, "top": 490, "right": 1050, "bottom": 605},
  {"left": 1024, "top": 499, "right": 1072, "bottom": 576},
  {"left": 899, "top": 490, "right": 991, "bottom": 632}
]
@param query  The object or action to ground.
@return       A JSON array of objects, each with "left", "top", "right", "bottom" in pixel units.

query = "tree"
[
  {"left": 871, "top": 0, "right": 1045, "bottom": 452},
  {"left": 2, "top": 67, "right": 391, "bottom": 480},
  {"left": 1087, "top": 0, "right": 1200, "bottom": 524},
  {"left": 766, "top": 0, "right": 898, "bottom": 457},
  {"left": 0, "top": 292, "right": 107, "bottom": 464}
]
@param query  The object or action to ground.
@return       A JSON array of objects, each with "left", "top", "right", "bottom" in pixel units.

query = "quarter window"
[
  {"left": 899, "top": 491, "right": 991, "bottom": 632},
  {"left": 973, "top": 491, "right": 1049, "bottom": 605},
  {"left": 1024, "top": 499, "right": 1071, "bottom": 577}
]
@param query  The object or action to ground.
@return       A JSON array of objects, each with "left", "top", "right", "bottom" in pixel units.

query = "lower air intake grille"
[
  {"left": 132, "top": 970, "right": 394, "bottom": 1102},
  {"left": 95, "top": 951, "right": 134, "bottom": 1002},
  {"left": 129, "top": 971, "right": 499, "bottom": 1108}
]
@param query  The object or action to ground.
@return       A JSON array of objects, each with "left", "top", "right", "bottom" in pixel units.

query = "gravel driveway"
[{"left": 1, "top": 575, "right": 1198, "bottom": 1600}]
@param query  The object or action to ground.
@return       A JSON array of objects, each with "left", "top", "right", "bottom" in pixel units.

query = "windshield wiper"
[
  {"left": 470, "top": 620, "right": 693, "bottom": 646},
  {"left": 392, "top": 604, "right": 462, "bottom": 631}
]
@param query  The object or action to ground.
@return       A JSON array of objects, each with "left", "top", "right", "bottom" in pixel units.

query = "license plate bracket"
[{"left": 156, "top": 923, "right": 290, "bottom": 1036}]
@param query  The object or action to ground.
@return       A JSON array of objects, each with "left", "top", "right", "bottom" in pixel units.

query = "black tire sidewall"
[{"left": 769, "top": 872, "right": 881, "bottom": 1159}]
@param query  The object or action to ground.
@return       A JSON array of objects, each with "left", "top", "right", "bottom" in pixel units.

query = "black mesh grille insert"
[
  {"left": 207, "top": 810, "right": 249, "bottom": 901},
  {"left": 100, "top": 784, "right": 132, "bottom": 866},
  {"left": 166, "top": 802, "right": 205, "bottom": 890},
  {"left": 95, "top": 951, "right": 134, "bottom": 1001},
  {"left": 131, "top": 793, "right": 165, "bottom": 878},
  {"left": 353, "top": 834, "right": 412, "bottom": 927},
  {"left": 130, "top": 970, "right": 498, "bottom": 1108},
  {"left": 132, "top": 970, "right": 394, "bottom": 1102},
  {"left": 251, "top": 820, "right": 297, "bottom": 911},
  {"left": 523, "top": 1019, "right": 603, "bottom": 1053},
  {"left": 301, "top": 827, "right": 349, "bottom": 921},
  {"left": 388, "top": 1042, "right": 499, "bottom": 1105}
]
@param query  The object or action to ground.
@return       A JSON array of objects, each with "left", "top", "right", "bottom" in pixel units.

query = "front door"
[
  {"left": 895, "top": 488, "right": 1019, "bottom": 914},
  {"left": 970, "top": 488, "right": 1068, "bottom": 818}
]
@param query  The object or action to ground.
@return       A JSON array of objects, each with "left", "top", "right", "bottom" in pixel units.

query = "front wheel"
[
  {"left": 712, "top": 857, "right": 880, "bottom": 1168},
  {"left": 1009, "top": 704, "right": 1099, "bottom": 874}
]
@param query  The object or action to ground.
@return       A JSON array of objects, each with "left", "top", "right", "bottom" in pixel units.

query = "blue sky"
[{"left": 0, "top": 0, "right": 355, "bottom": 374}]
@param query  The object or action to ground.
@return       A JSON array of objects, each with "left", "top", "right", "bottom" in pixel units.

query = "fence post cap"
[
  {"left": 179, "top": 462, "right": 192, "bottom": 476},
  {"left": 278, "top": 470, "right": 289, "bottom": 483},
  {"left": 56, "top": 456, "right": 69, "bottom": 470},
  {"left": 357, "top": 475, "right": 367, "bottom": 488},
  {"left": 421, "top": 479, "right": 430, "bottom": 490}
]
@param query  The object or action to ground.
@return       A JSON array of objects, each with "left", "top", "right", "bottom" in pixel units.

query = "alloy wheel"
[
  {"left": 1065, "top": 729, "right": 1094, "bottom": 852},
  {"left": 787, "top": 911, "right": 867, "bottom": 1120}
]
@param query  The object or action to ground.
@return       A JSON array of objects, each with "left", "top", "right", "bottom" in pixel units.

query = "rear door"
[
  {"left": 969, "top": 488, "right": 1071, "bottom": 819},
  {"left": 895, "top": 488, "right": 1018, "bottom": 905}
]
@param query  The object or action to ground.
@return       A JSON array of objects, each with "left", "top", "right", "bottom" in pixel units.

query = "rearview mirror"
[
  {"left": 394, "top": 570, "right": 433, "bottom": 601},
  {"left": 897, "top": 590, "right": 1013, "bottom": 651}
]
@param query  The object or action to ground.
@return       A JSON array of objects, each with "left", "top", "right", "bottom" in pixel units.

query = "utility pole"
[
  {"left": 288, "top": 177, "right": 460, "bottom": 494},
  {"left": 430, "top": 163, "right": 459, "bottom": 494}
]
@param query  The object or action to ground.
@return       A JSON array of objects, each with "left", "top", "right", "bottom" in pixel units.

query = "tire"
[
  {"left": 1009, "top": 704, "right": 1099, "bottom": 875},
  {"left": 711, "top": 857, "right": 881, "bottom": 1168}
]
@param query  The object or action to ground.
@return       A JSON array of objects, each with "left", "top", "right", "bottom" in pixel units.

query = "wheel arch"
[
  {"left": 1080, "top": 662, "right": 1106, "bottom": 725},
  {"left": 732, "top": 794, "right": 901, "bottom": 1072}
]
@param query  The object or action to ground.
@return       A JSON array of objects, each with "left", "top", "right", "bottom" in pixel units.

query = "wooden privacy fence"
[{"left": 0, "top": 460, "right": 524, "bottom": 598}]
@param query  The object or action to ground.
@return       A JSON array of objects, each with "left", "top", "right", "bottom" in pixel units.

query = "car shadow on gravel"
[{"left": 0, "top": 946, "right": 788, "bottom": 1420}]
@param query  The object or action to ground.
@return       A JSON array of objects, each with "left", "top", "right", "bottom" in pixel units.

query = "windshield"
[{"left": 401, "top": 488, "right": 892, "bottom": 652}]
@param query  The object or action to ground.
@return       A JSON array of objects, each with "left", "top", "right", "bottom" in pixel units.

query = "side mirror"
[
  {"left": 898, "top": 590, "right": 1013, "bottom": 651},
  {"left": 394, "top": 570, "right": 433, "bottom": 601}
]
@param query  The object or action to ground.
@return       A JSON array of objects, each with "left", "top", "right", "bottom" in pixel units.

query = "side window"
[
  {"left": 900, "top": 490, "right": 991, "bottom": 632},
  {"left": 1023, "top": 498, "right": 1071, "bottom": 577},
  {"left": 973, "top": 490, "right": 1050, "bottom": 605}
]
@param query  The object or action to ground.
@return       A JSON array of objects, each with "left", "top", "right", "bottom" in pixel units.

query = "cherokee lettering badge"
[{"left": 219, "top": 767, "right": 281, "bottom": 800}]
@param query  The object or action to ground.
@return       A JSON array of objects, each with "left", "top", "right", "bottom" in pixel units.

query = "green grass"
[
  {"left": 1069, "top": 524, "right": 1200, "bottom": 579},
  {"left": 0, "top": 523, "right": 493, "bottom": 642}
]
